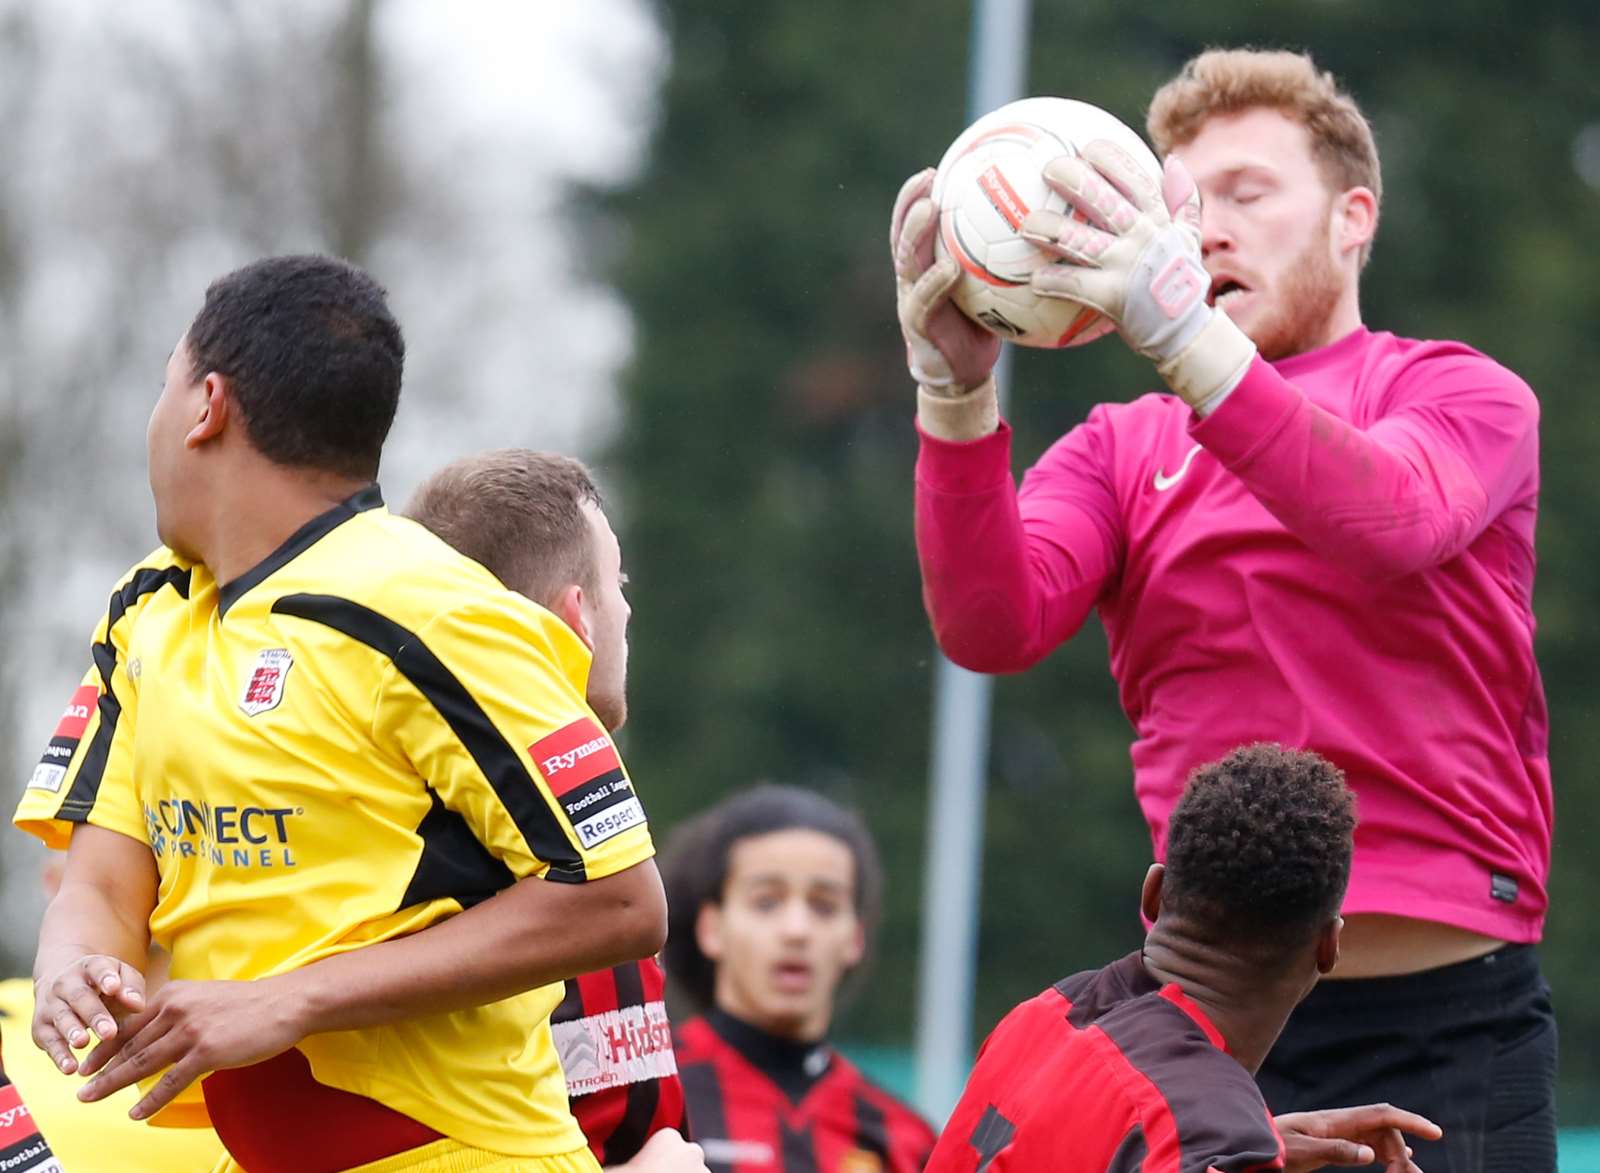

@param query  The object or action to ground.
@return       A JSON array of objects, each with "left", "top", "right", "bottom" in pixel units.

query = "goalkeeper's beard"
[{"left": 1246, "top": 221, "right": 1347, "bottom": 362}]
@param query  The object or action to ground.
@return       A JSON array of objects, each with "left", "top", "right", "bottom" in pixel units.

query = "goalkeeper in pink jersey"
[{"left": 892, "top": 48, "right": 1553, "bottom": 1172}]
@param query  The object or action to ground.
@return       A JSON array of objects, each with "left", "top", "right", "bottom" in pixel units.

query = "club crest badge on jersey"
[{"left": 240, "top": 648, "right": 293, "bottom": 716}]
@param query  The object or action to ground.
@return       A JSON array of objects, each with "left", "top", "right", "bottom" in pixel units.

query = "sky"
[{"left": 376, "top": 0, "right": 668, "bottom": 484}]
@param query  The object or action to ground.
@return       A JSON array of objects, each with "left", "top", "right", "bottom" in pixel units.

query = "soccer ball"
[{"left": 932, "top": 96, "right": 1163, "bottom": 349}]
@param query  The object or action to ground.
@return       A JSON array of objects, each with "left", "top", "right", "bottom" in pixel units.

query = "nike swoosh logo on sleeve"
[{"left": 1153, "top": 444, "right": 1203, "bottom": 492}]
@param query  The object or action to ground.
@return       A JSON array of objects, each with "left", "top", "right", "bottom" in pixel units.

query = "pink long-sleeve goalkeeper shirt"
[{"left": 915, "top": 326, "right": 1550, "bottom": 941}]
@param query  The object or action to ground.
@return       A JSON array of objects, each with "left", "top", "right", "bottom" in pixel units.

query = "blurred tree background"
[{"left": 605, "top": 0, "right": 1600, "bottom": 1121}]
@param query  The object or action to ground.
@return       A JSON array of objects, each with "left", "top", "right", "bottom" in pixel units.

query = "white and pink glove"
[
  {"left": 1022, "top": 141, "right": 1257, "bottom": 414},
  {"left": 891, "top": 168, "right": 1003, "bottom": 441}
]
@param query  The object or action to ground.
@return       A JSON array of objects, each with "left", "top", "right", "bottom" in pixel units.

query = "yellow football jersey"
[
  {"left": 14, "top": 487, "right": 653, "bottom": 1157},
  {"left": 0, "top": 978, "right": 225, "bottom": 1172}
]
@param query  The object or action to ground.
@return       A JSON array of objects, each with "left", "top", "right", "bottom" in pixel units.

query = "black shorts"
[{"left": 1256, "top": 944, "right": 1556, "bottom": 1173}]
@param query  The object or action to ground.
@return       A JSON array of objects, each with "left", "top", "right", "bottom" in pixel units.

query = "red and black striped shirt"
[
  {"left": 926, "top": 951, "right": 1286, "bottom": 1172},
  {"left": 553, "top": 958, "right": 688, "bottom": 1165},
  {"left": 676, "top": 1011, "right": 935, "bottom": 1173}
]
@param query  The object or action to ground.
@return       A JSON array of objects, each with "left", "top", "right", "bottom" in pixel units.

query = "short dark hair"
[
  {"left": 185, "top": 254, "right": 404, "bottom": 479},
  {"left": 1163, "top": 743, "right": 1356, "bottom": 955},
  {"left": 660, "top": 785, "right": 884, "bottom": 1014},
  {"left": 404, "top": 449, "right": 605, "bottom": 605}
]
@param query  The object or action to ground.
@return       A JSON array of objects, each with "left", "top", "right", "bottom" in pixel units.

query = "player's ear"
[
  {"left": 549, "top": 584, "right": 593, "bottom": 650},
  {"left": 695, "top": 901, "right": 725, "bottom": 962},
  {"left": 1315, "top": 915, "right": 1343, "bottom": 976},
  {"left": 1139, "top": 863, "right": 1165, "bottom": 923},
  {"left": 1334, "top": 186, "right": 1376, "bottom": 260},
  {"left": 185, "top": 373, "right": 232, "bottom": 448}
]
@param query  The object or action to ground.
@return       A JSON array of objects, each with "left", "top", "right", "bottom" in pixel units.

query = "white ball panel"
[{"left": 931, "top": 96, "right": 1161, "bottom": 348}]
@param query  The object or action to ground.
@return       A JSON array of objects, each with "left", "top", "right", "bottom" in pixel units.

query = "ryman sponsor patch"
[
  {"left": 0, "top": 1082, "right": 39, "bottom": 1149},
  {"left": 0, "top": 1078, "right": 61, "bottom": 1173},
  {"left": 529, "top": 718, "right": 647, "bottom": 850},
  {"left": 28, "top": 683, "right": 98, "bottom": 792}
]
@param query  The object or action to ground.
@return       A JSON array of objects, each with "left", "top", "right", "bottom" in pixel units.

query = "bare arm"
[
  {"left": 289, "top": 856, "right": 665, "bottom": 1032},
  {"left": 79, "top": 857, "right": 666, "bottom": 1117},
  {"left": 31, "top": 824, "right": 159, "bottom": 1073}
]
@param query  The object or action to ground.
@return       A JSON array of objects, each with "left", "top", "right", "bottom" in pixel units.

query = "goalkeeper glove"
[
  {"left": 891, "top": 168, "right": 1002, "bottom": 441},
  {"left": 1022, "top": 141, "right": 1256, "bottom": 413}
]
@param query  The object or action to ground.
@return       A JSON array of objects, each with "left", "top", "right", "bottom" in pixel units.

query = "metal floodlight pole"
[{"left": 913, "top": 0, "right": 1032, "bottom": 1122}]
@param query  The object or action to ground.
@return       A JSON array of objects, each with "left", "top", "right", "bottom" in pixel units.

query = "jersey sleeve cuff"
[
  {"left": 11, "top": 814, "right": 73, "bottom": 851},
  {"left": 12, "top": 805, "right": 148, "bottom": 853}
]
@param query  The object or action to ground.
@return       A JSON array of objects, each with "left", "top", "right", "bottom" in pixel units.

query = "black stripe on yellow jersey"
[
  {"left": 273, "top": 592, "right": 588, "bottom": 881},
  {"left": 61, "top": 563, "right": 191, "bottom": 822},
  {"left": 216, "top": 484, "right": 382, "bottom": 616}
]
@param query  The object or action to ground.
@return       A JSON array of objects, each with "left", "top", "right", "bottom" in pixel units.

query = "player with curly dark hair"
[
  {"left": 1161, "top": 743, "right": 1359, "bottom": 952},
  {"left": 659, "top": 786, "right": 935, "bottom": 1172},
  {"left": 927, "top": 744, "right": 1440, "bottom": 1173}
]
